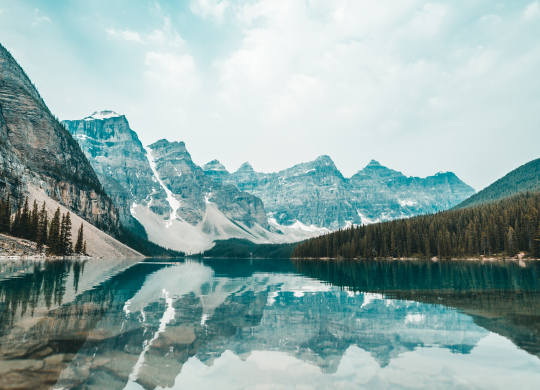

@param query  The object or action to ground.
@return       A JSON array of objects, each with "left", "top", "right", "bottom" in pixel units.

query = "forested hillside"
[
  {"left": 454, "top": 158, "right": 540, "bottom": 209},
  {"left": 292, "top": 191, "right": 540, "bottom": 259},
  {"left": 196, "top": 238, "right": 297, "bottom": 258}
]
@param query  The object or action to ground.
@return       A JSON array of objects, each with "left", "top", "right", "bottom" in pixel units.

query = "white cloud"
[
  {"left": 524, "top": 2, "right": 539, "bottom": 19},
  {"left": 106, "top": 28, "right": 143, "bottom": 42},
  {"left": 32, "top": 8, "right": 51, "bottom": 26},
  {"left": 147, "top": 16, "right": 185, "bottom": 47},
  {"left": 106, "top": 17, "right": 184, "bottom": 47},
  {"left": 190, "top": 0, "right": 230, "bottom": 23},
  {"left": 145, "top": 52, "right": 198, "bottom": 91}
]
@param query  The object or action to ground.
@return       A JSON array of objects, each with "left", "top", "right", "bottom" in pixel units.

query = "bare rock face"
[
  {"left": 203, "top": 157, "right": 476, "bottom": 230},
  {"left": 148, "top": 139, "right": 268, "bottom": 228},
  {"left": 0, "top": 44, "right": 121, "bottom": 235},
  {"left": 62, "top": 112, "right": 169, "bottom": 234},
  {"left": 63, "top": 111, "right": 269, "bottom": 236}
]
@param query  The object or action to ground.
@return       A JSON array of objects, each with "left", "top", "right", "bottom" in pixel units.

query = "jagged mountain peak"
[
  {"left": 314, "top": 155, "right": 336, "bottom": 166},
  {"left": 203, "top": 159, "right": 228, "bottom": 172},
  {"left": 84, "top": 110, "right": 122, "bottom": 121},
  {"left": 149, "top": 139, "right": 188, "bottom": 153},
  {"left": 367, "top": 159, "right": 382, "bottom": 167},
  {"left": 237, "top": 162, "right": 255, "bottom": 172}
]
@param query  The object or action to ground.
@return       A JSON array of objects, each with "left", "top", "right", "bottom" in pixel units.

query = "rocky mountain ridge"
[
  {"left": 64, "top": 112, "right": 320, "bottom": 253},
  {"left": 203, "top": 156, "right": 476, "bottom": 230}
]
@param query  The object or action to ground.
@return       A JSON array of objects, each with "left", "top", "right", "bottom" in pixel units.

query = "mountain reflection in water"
[{"left": 0, "top": 258, "right": 539, "bottom": 390}]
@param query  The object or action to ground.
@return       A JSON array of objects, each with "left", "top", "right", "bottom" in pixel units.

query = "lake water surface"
[{"left": 1, "top": 258, "right": 539, "bottom": 389}]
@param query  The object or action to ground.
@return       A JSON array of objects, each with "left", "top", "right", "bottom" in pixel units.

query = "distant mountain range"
[
  {"left": 64, "top": 110, "right": 476, "bottom": 252},
  {"left": 204, "top": 157, "right": 475, "bottom": 230},
  {"left": 63, "top": 112, "right": 320, "bottom": 254}
]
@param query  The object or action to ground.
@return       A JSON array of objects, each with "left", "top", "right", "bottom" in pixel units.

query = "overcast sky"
[{"left": 1, "top": 0, "right": 539, "bottom": 190}]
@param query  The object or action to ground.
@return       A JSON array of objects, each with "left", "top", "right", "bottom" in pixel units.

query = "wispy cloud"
[
  {"left": 106, "top": 16, "right": 184, "bottom": 47},
  {"left": 190, "top": 0, "right": 230, "bottom": 23},
  {"left": 524, "top": 2, "right": 539, "bottom": 19},
  {"left": 106, "top": 28, "right": 143, "bottom": 42},
  {"left": 32, "top": 8, "right": 51, "bottom": 27}
]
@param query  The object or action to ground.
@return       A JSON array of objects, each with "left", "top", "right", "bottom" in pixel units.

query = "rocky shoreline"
[{"left": 0, "top": 233, "right": 92, "bottom": 259}]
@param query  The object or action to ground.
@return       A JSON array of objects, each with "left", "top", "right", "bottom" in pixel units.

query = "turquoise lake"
[{"left": 0, "top": 258, "right": 539, "bottom": 389}]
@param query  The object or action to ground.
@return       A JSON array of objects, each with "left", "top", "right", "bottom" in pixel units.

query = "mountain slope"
[
  {"left": 203, "top": 157, "right": 476, "bottom": 230},
  {"left": 0, "top": 43, "right": 129, "bottom": 241},
  {"left": 453, "top": 157, "right": 540, "bottom": 209}
]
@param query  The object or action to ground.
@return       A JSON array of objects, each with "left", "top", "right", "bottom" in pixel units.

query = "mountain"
[
  {"left": 64, "top": 113, "right": 320, "bottom": 253},
  {"left": 453, "top": 157, "right": 540, "bottom": 210},
  {"left": 0, "top": 43, "right": 143, "bottom": 256},
  {"left": 203, "top": 157, "right": 476, "bottom": 230}
]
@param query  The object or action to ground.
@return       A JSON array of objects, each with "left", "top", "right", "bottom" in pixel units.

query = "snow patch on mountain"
[
  {"left": 144, "top": 146, "right": 181, "bottom": 228},
  {"left": 288, "top": 220, "right": 330, "bottom": 233},
  {"left": 84, "top": 110, "right": 121, "bottom": 121},
  {"left": 398, "top": 199, "right": 417, "bottom": 207}
]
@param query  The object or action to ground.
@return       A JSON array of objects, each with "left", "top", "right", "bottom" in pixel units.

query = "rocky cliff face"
[
  {"left": 0, "top": 44, "right": 121, "bottom": 235},
  {"left": 147, "top": 139, "right": 268, "bottom": 227},
  {"left": 64, "top": 114, "right": 318, "bottom": 253},
  {"left": 62, "top": 111, "right": 167, "bottom": 235},
  {"left": 203, "top": 157, "right": 476, "bottom": 230}
]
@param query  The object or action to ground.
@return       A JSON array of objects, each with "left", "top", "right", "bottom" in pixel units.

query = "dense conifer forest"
[
  {"left": 117, "top": 227, "right": 184, "bottom": 257},
  {"left": 0, "top": 196, "right": 86, "bottom": 256},
  {"left": 292, "top": 191, "right": 540, "bottom": 259},
  {"left": 454, "top": 158, "right": 540, "bottom": 209},
  {"left": 195, "top": 238, "right": 297, "bottom": 259}
]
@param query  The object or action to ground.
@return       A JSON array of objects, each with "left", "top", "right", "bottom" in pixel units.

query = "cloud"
[
  {"left": 524, "top": 2, "right": 539, "bottom": 19},
  {"left": 106, "top": 16, "right": 184, "bottom": 47},
  {"left": 32, "top": 8, "right": 51, "bottom": 26},
  {"left": 190, "top": 0, "right": 230, "bottom": 23},
  {"left": 145, "top": 52, "right": 198, "bottom": 91},
  {"left": 106, "top": 28, "right": 143, "bottom": 42},
  {"left": 147, "top": 16, "right": 185, "bottom": 47}
]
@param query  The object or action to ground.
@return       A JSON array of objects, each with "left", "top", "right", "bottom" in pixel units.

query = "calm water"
[{"left": 1, "top": 258, "right": 539, "bottom": 389}]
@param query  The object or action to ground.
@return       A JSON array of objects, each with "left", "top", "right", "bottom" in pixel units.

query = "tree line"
[
  {"left": 292, "top": 191, "right": 540, "bottom": 259},
  {"left": 0, "top": 195, "right": 86, "bottom": 256},
  {"left": 196, "top": 238, "right": 296, "bottom": 259}
]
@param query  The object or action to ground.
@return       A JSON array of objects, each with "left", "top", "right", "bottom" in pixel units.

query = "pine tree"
[
  {"left": 0, "top": 195, "right": 9, "bottom": 234},
  {"left": 507, "top": 227, "right": 517, "bottom": 257},
  {"left": 30, "top": 200, "right": 39, "bottom": 242},
  {"left": 59, "top": 213, "right": 67, "bottom": 256},
  {"left": 37, "top": 203, "right": 48, "bottom": 252},
  {"left": 74, "top": 223, "right": 84, "bottom": 254},
  {"left": 82, "top": 241, "right": 87, "bottom": 255},
  {"left": 63, "top": 212, "right": 72, "bottom": 256},
  {"left": 424, "top": 234, "right": 431, "bottom": 259},
  {"left": 533, "top": 222, "right": 540, "bottom": 258},
  {"left": 20, "top": 197, "right": 30, "bottom": 239},
  {"left": 47, "top": 208, "right": 61, "bottom": 256},
  {"left": 11, "top": 199, "right": 21, "bottom": 237},
  {"left": 390, "top": 231, "right": 397, "bottom": 258}
]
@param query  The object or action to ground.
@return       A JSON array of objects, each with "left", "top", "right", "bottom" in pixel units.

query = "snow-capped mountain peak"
[{"left": 84, "top": 110, "right": 121, "bottom": 121}]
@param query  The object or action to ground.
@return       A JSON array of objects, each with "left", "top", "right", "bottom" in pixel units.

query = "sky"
[{"left": 0, "top": 0, "right": 539, "bottom": 191}]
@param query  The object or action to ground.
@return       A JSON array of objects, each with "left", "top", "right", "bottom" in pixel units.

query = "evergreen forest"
[
  {"left": 0, "top": 196, "right": 86, "bottom": 256},
  {"left": 292, "top": 191, "right": 540, "bottom": 259},
  {"left": 196, "top": 238, "right": 297, "bottom": 259}
]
